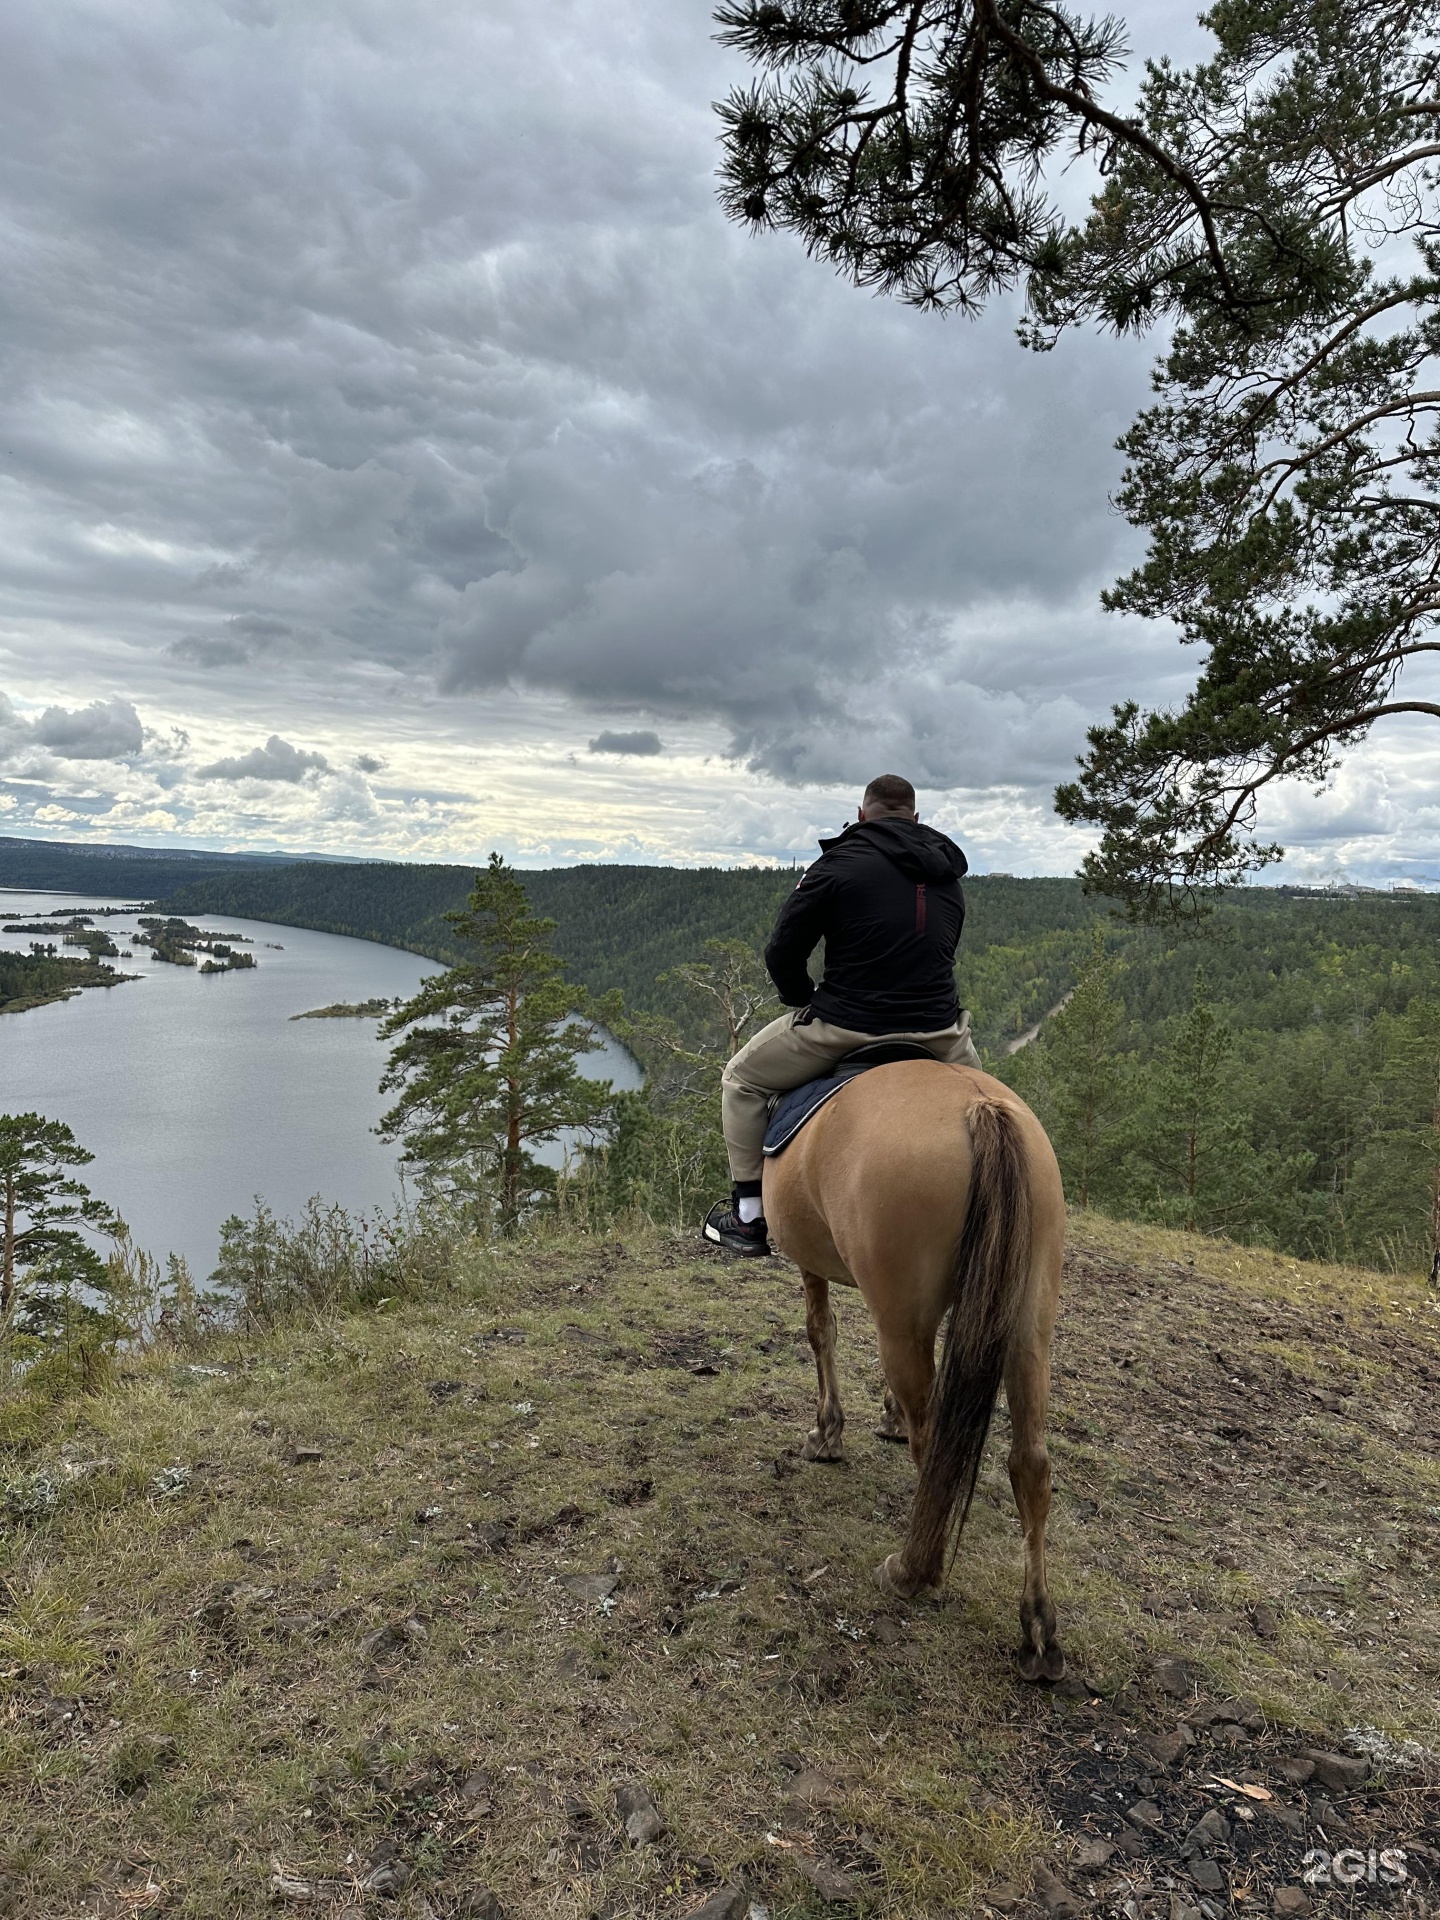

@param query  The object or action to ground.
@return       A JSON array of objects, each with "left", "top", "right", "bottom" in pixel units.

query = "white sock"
[{"left": 736, "top": 1195, "right": 763, "bottom": 1225}]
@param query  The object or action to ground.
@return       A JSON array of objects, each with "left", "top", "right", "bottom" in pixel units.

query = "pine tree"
[
  {"left": 1344, "top": 998, "right": 1440, "bottom": 1279},
  {"left": 719, "top": 3, "right": 1440, "bottom": 913},
  {"left": 1132, "top": 970, "right": 1246, "bottom": 1233},
  {"left": 0, "top": 1113, "right": 120, "bottom": 1345},
  {"left": 1031, "top": 929, "right": 1127, "bottom": 1210},
  {"left": 379, "top": 855, "right": 613, "bottom": 1233}
]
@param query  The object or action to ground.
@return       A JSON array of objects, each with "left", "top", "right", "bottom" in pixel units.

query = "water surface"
[{"left": 0, "top": 889, "right": 638, "bottom": 1277}]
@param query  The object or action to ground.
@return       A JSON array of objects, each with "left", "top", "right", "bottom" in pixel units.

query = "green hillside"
[
  {"left": 4, "top": 834, "right": 1102, "bottom": 1044},
  {"left": 996, "top": 888, "right": 1440, "bottom": 1271},
  {"left": 152, "top": 860, "right": 1102, "bottom": 1052},
  {"left": 0, "top": 834, "right": 304, "bottom": 901}
]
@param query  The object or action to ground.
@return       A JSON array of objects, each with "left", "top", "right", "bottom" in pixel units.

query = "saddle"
[{"left": 762, "top": 1040, "right": 946, "bottom": 1158}]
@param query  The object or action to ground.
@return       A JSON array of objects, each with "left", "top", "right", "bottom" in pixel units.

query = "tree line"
[
  {"left": 156, "top": 858, "right": 1109, "bottom": 1052},
  {"left": 1001, "top": 928, "right": 1440, "bottom": 1278}
]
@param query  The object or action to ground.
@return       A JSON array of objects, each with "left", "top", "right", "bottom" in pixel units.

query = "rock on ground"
[
  {"left": 684, "top": 1891, "right": 748, "bottom": 1920},
  {"left": 614, "top": 1780, "right": 666, "bottom": 1846}
]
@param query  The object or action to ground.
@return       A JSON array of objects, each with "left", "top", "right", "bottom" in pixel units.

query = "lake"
[{"left": 0, "top": 889, "right": 641, "bottom": 1278}]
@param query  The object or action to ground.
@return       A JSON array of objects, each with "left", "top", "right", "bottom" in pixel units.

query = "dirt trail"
[{"left": 1005, "top": 992, "right": 1075, "bottom": 1055}]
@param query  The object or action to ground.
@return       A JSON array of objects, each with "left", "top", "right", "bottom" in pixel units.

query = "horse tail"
[{"left": 907, "top": 1096, "right": 1032, "bottom": 1575}]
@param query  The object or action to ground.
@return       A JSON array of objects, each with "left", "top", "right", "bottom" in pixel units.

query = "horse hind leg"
[
  {"left": 800, "top": 1270, "right": 845, "bottom": 1462},
  {"left": 872, "top": 1327, "right": 941, "bottom": 1598},
  {"left": 874, "top": 1381, "right": 909, "bottom": 1444},
  {"left": 1006, "top": 1338, "right": 1065, "bottom": 1682}
]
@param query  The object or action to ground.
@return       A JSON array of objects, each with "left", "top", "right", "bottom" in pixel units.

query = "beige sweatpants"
[{"left": 721, "top": 1008, "right": 981, "bottom": 1184}]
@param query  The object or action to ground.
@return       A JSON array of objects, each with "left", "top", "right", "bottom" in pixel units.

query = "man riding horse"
[
  {"left": 705, "top": 772, "right": 980, "bottom": 1257},
  {"left": 701, "top": 775, "right": 1066, "bottom": 1679}
]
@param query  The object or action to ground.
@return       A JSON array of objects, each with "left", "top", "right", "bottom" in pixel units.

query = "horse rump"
[{"left": 906, "top": 1097, "right": 1032, "bottom": 1580}]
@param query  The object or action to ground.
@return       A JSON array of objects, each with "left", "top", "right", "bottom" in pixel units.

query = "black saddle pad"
[{"left": 762, "top": 1040, "right": 946, "bottom": 1158}]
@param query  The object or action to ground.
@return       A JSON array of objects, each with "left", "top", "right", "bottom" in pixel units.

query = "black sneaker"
[{"left": 702, "top": 1198, "right": 771, "bottom": 1257}]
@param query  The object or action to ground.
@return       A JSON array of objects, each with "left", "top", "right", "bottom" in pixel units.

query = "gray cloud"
[
  {"left": 198, "top": 735, "right": 330, "bottom": 783},
  {"left": 0, "top": 0, "right": 1430, "bottom": 877},
  {"left": 167, "top": 635, "right": 253, "bottom": 668},
  {"left": 167, "top": 615, "right": 294, "bottom": 669},
  {"left": 0, "top": 0, "right": 1154, "bottom": 809},
  {"left": 34, "top": 696, "right": 143, "bottom": 761},
  {"left": 1, "top": 693, "right": 144, "bottom": 763},
  {"left": 0, "top": 695, "right": 29, "bottom": 765},
  {"left": 589, "top": 730, "right": 663, "bottom": 756}
]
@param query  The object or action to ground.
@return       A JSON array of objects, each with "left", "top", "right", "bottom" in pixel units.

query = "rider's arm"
[{"left": 764, "top": 866, "right": 831, "bottom": 1006}]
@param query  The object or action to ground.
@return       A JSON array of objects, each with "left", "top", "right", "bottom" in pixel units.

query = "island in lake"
[
  {"left": 4, "top": 915, "right": 119, "bottom": 958},
  {"left": 0, "top": 946, "right": 136, "bottom": 1015},
  {"left": 290, "top": 997, "right": 399, "bottom": 1020},
  {"left": 135, "top": 916, "right": 258, "bottom": 972},
  {"left": 0, "top": 906, "right": 262, "bottom": 1009}
]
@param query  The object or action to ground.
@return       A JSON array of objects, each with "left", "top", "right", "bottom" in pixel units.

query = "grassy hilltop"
[{"left": 2, "top": 1213, "right": 1437, "bottom": 1919}]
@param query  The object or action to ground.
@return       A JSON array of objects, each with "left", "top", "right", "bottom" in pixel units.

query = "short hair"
[{"left": 862, "top": 773, "right": 916, "bottom": 814}]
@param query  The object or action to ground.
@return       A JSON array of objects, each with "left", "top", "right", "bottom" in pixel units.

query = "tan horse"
[{"left": 762, "top": 1059, "right": 1066, "bottom": 1682}]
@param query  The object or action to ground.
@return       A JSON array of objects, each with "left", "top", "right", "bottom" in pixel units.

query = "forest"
[
  {"left": 994, "top": 893, "right": 1440, "bottom": 1275},
  {"left": 152, "top": 860, "right": 1102, "bottom": 1048},
  {"left": 6, "top": 836, "right": 1438, "bottom": 1272},
  {"left": 151, "top": 854, "right": 1440, "bottom": 1273}
]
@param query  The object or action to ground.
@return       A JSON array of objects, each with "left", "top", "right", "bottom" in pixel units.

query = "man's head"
[{"left": 859, "top": 773, "right": 917, "bottom": 823}]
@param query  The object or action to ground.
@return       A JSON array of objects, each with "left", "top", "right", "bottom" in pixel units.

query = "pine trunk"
[
  {"left": 2, "top": 1170, "right": 14, "bottom": 1318},
  {"left": 503, "top": 982, "right": 521, "bottom": 1230}
]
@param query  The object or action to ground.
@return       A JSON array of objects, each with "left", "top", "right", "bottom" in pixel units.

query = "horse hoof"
[
  {"left": 873, "top": 1554, "right": 939, "bottom": 1601},
  {"left": 802, "top": 1430, "right": 843, "bottom": 1463},
  {"left": 873, "top": 1416, "right": 909, "bottom": 1445},
  {"left": 1015, "top": 1641, "right": 1067, "bottom": 1685}
]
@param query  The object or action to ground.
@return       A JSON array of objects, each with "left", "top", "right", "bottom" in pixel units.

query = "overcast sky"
[{"left": 1, "top": 0, "right": 1436, "bottom": 881}]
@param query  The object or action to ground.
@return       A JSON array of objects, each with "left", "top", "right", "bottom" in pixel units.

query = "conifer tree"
[
  {"left": 0, "top": 1113, "right": 120, "bottom": 1343},
  {"left": 1344, "top": 998, "right": 1440, "bottom": 1279},
  {"left": 379, "top": 855, "right": 613, "bottom": 1233},
  {"left": 1133, "top": 970, "right": 1245, "bottom": 1232},
  {"left": 1032, "top": 929, "right": 1127, "bottom": 1210}
]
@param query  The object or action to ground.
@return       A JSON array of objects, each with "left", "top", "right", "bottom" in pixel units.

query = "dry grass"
[{"left": 1, "top": 1211, "right": 1437, "bottom": 1919}]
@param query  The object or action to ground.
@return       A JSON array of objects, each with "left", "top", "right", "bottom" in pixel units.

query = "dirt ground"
[{"left": 1, "top": 1211, "right": 1437, "bottom": 1919}]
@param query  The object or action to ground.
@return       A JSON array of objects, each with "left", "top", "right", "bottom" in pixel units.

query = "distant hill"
[
  {"left": 0, "top": 833, "right": 318, "bottom": 901},
  {"left": 154, "top": 859, "right": 801, "bottom": 1028}
]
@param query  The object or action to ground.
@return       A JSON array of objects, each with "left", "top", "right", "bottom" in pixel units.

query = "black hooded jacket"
[{"left": 763, "top": 818, "right": 968, "bottom": 1034}]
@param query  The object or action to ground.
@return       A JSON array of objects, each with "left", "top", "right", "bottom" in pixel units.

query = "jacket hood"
[{"left": 818, "top": 818, "right": 968, "bottom": 883}]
